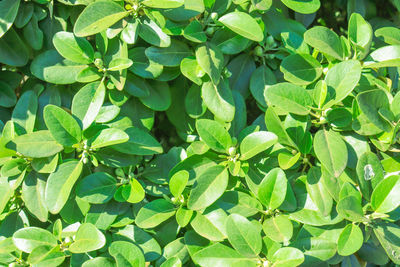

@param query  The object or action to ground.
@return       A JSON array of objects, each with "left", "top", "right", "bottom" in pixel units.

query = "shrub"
[{"left": 1, "top": 0, "right": 400, "bottom": 266}]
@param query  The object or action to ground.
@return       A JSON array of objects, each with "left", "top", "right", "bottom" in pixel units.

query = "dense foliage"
[{"left": 1, "top": 0, "right": 400, "bottom": 266}]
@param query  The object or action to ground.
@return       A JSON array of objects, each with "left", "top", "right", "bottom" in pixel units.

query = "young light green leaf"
[
  {"left": 195, "top": 42, "right": 224, "bottom": 84},
  {"left": 304, "top": 26, "right": 344, "bottom": 60},
  {"left": 258, "top": 168, "right": 287, "bottom": 210},
  {"left": 109, "top": 241, "right": 145, "bottom": 267},
  {"left": 218, "top": 12, "right": 263, "bottom": 42},
  {"left": 192, "top": 243, "right": 257, "bottom": 267},
  {"left": 313, "top": 129, "right": 347, "bottom": 178},
  {"left": 69, "top": 223, "right": 106, "bottom": 253},
  {"left": 226, "top": 214, "right": 262, "bottom": 257},
  {"left": 201, "top": 80, "right": 235, "bottom": 122},
  {"left": 88, "top": 128, "right": 129, "bottom": 149},
  {"left": 12, "top": 130, "right": 63, "bottom": 158},
  {"left": 142, "top": 0, "right": 184, "bottom": 8},
  {"left": 264, "top": 82, "right": 313, "bottom": 115},
  {"left": 196, "top": 119, "right": 232, "bottom": 154},
  {"left": 53, "top": 31, "right": 94, "bottom": 64},
  {"left": 22, "top": 172, "right": 48, "bottom": 222},
  {"left": 45, "top": 160, "right": 83, "bottom": 214},
  {"left": 73, "top": 0, "right": 129, "bottom": 37},
  {"left": 271, "top": 247, "right": 304, "bottom": 267},
  {"left": 135, "top": 199, "right": 176, "bottom": 229},
  {"left": 262, "top": 215, "right": 293, "bottom": 244},
  {"left": 348, "top": 12, "right": 372, "bottom": 59},
  {"left": 72, "top": 81, "right": 106, "bottom": 130},
  {"left": 371, "top": 175, "right": 400, "bottom": 214},
  {"left": 337, "top": 224, "right": 363, "bottom": 256},
  {"left": 323, "top": 60, "right": 361, "bottom": 109},
  {"left": 239, "top": 131, "right": 277, "bottom": 160},
  {"left": 187, "top": 165, "right": 229, "bottom": 210},
  {"left": 280, "top": 0, "right": 320, "bottom": 14},
  {"left": 44, "top": 105, "right": 82, "bottom": 147},
  {"left": 169, "top": 170, "right": 189, "bottom": 198},
  {"left": 12, "top": 227, "right": 57, "bottom": 253}
]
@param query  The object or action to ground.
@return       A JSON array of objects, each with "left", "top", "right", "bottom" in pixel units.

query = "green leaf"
[
  {"left": 190, "top": 208, "right": 227, "bottom": 241},
  {"left": 218, "top": 12, "right": 263, "bottom": 42},
  {"left": 139, "top": 18, "right": 171, "bottom": 48},
  {"left": 128, "top": 47, "right": 163, "bottom": 79},
  {"left": 0, "top": 0, "right": 20, "bottom": 38},
  {"left": 356, "top": 89, "right": 392, "bottom": 132},
  {"left": 112, "top": 126, "right": 162, "bottom": 155},
  {"left": 195, "top": 42, "right": 224, "bottom": 84},
  {"left": 313, "top": 129, "right": 347, "bottom": 178},
  {"left": 375, "top": 27, "right": 400, "bottom": 45},
  {"left": 73, "top": 0, "right": 129, "bottom": 37},
  {"left": 0, "top": 28, "right": 29, "bottom": 67},
  {"left": 169, "top": 170, "right": 189, "bottom": 198},
  {"left": 348, "top": 13, "right": 372, "bottom": 59},
  {"left": 239, "top": 131, "right": 277, "bottom": 160},
  {"left": 53, "top": 31, "right": 94, "bottom": 64},
  {"left": 44, "top": 104, "right": 82, "bottom": 147},
  {"left": 12, "top": 90, "right": 37, "bottom": 133},
  {"left": 356, "top": 151, "right": 384, "bottom": 201},
  {"left": 109, "top": 241, "right": 145, "bottom": 267},
  {"left": 280, "top": 53, "right": 322, "bottom": 86},
  {"left": 366, "top": 45, "right": 400, "bottom": 68},
  {"left": 184, "top": 20, "right": 207, "bottom": 43},
  {"left": 135, "top": 199, "right": 176, "bottom": 228},
  {"left": 271, "top": 247, "right": 304, "bottom": 267},
  {"left": 304, "top": 26, "right": 344, "bottom": 60},
  {"left": 280, "top": 0, "right": 320, "bottom": 14},
  {"left": 187, "top": 165, "right": 229, "bottom": 210},
  {"left": 89, "top": 128, "right": 129, "bottom": 149},
  {"left": 336, "top": 196, "right": 365, "bottom": 222},
  {"left": 76, "top": 172, "right": 117, "bottom": 204},
  {"left": 142, "top": 0, "right": 184, "bottom": 8},
  {"left": 192, "top": 243, "right": 257, "bottom": 267},
  {"left": 138, "top": 80, "right": 171, "bottom": 111},
  {"left": 373, "top": 222, "right": 400, "bottom": 264},
  {"left": 262, "top": 215, "right": 293, "bottom": 243},
  {"left": 108, "top": 58, "right": 133, "bottom": 71},
  {"left": 258, "top": 168, "right": 287, "bottom": 210},
  {"left": 196, "top": 119, "right": 231, "bottom": 153},
  {"left": 0, "top": 180, "right": 13, "bottom": 215},
  {"left": 323, "top": 60, "right": 361, "bottom": 108},
  {"left": 72, "top": 81, "right": 106, "bottom": 130},
  {"left": 226, "top": 214, "right": 262, "bottom": 257},
  {"left": 145, "top": 40, "right": 192, "bottom": 67},
  {"left": 201, "top": 79, "right": 235, "bottom": 122},
  {"left": 264, "top": 82, "right": 313, "bottom": 115},
  {"left": 12, "top": 130, "right": 63, "bottom": 158},
  {"left": 28, "top": 245, "right": 65, "bottom": 266},
  {"left": 121, "top": 178, "right": 145, "bottom": 203},
  {"left": 12, "top": 227, "right": 57, "bottom": 253},
  {"left": 69, "top": 223, "right": 106, "bottom": 253},
  {"left": 82, "top": 257, "right": 116, "bottom": 267},
  {"left": 30, "top": 50, "right": 86, "bottom": 84},
  {"left": 45, "top": 160, "right": 83, "bottom": 214},
  {"left": 306, "top": 167, "right": 333, "bottom": 216},
  {"left": 21, "top": 172, "right": 48, "bottom": 222},
  {"left": 0, "top": 80, "right": 17, "bottom": 108},
  {"left": 371, "top": 175, "right": 400, "bottom": 214},
  {"left": 337, "top": 224, "right": 363, "bottom": 256}
]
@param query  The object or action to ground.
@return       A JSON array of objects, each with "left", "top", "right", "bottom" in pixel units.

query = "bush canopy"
[{"left": 1, "top": 0, "right": 400, "bottom": 266}]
